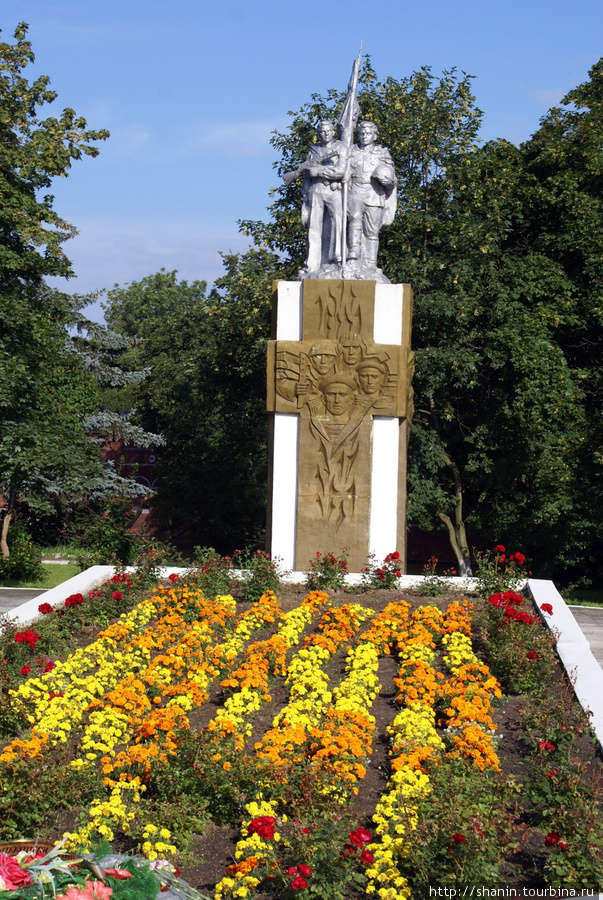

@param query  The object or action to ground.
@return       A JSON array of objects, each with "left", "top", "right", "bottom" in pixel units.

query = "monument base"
[{"left": 266, "top": 280, "right": 413, "bottom": 574}]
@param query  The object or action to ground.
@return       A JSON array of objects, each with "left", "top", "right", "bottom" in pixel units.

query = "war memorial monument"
[{"left": 266, "top": 55, "right": 414, "bottom": 573}]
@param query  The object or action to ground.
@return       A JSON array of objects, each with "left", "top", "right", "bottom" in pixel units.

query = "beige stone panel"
[
  {"left": 295, "top": 408, "right": 372, "bottom": 572},
  {"left": 301, "top": 279, "right": 376, "bottom": 342}
]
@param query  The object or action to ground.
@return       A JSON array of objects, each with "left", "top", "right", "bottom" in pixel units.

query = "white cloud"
[
  {"left": 184, "top": 118, "right": 289, "bottom": 158},
  {"left": 525, "top": 86, "right": 566, "bottom": 106}
]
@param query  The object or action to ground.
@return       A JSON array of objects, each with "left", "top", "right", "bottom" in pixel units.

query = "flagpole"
[{"left": 339, "top": 48, "right": 362, "bottom": 274}]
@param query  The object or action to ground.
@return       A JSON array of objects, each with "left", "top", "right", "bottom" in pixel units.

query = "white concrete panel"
[
  {"left": 528, "top": 579, "right": 603, "bottom": 752},
  {"left": 374, "top": 284, "right": 403, "bottom": 345},
  {"left": 369, "top": 417, "right": 400, "bottom": 561},
  {"left": 276, "top": 282, "right": 302, "bottom": 340},
  {"left": 269, "top": 413, "right": 299, "bottom": 570}
]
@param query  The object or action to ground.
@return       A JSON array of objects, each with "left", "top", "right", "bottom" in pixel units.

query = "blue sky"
[{"left": 3, "top": 1, "right": 602, "bottom": 319}]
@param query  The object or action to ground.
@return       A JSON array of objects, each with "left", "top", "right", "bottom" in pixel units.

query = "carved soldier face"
[
  {"left": 317, "top": 120, "right": 335, "bottom": 144},
  {"left": 310, "top": 350, "right": 337, "bottom": 375},
  {"left": 357, "top": 121, "right": 378, "bottom": 148},
  {"left": 340, "top": 338, "right": 363, "bottom": 367},
  {"left": 323, "top": 382, "right": 354, "bottom": 417},
  {"left": 358, "top": 365, "right": 385, "bottom": 395}
]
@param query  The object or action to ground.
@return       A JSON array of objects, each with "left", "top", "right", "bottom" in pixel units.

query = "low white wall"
[{"left": 527, "top": 578, "right": 603, "bottom": 751}]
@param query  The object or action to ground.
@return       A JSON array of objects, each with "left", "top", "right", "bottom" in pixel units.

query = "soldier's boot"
[{"left": 365, "top": 238, "right": 379, "bottom": 268}]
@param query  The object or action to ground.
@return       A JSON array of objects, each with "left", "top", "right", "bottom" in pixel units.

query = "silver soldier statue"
[
  {"left": 284, "top": 120, "right": 347, "bottom": 276},
  {"left": 346, "top": 121, "right": 396, "bottom": 279},
  {"left": 284, "top": 53, "right": 397, "bottom": 283}
]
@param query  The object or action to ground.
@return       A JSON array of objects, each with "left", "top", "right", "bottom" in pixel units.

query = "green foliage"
[
  {"left": 361, "top": 551, "right": 403, "bottom": 589},
  {"left": 474, "top": 545, "right": 527, "bottom": 599},
  {"left": 231, "top": 549, "right": 283, "bottom": 603},
  {"left": 0, "top": 23, "right": 108, "bottom": 289},
  {"left": 0, "top": 522, "right": 43, "bottom": 582},
  {"left": 401, "top": 758, "right": 518, "bottom": 890},
  {"left": 418, "top": 556, "right": 456, "bottom": 597},
  {"left": 479, "top": 592, "right": 557, "bottom": 696},
  {"left": 73, "top": 499, "right": 146, "bottom": 567},
  {"left": 306, "top": 550, "right": 349, "bottom": 591},
  {"left": 102, "top": 258, "right": 279, "bottom": 551}
]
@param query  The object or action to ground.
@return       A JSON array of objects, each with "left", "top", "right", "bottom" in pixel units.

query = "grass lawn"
[{"left": 0, "top": 562, "right": 81, "bottom": 589}]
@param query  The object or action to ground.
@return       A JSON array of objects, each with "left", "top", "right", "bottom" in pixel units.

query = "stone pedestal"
[{"left": 266, "top": 280, "right": 413, "bottom": 573}]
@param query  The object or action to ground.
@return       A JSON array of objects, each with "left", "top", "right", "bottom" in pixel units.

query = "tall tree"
[
  {"left": 0, "top": 24, "right": 109, "bottom": 560},
  {"left": 103, "top": 257, "right": 279, "bottom": 551},
  {"left": 241, "top": 60, "right": 599, "bottom": 579}
]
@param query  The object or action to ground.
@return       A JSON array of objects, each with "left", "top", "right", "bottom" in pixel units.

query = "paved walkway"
[
  {"left": 0, "top": 588, "right": 46, "bottom": 616},
  {"left": 570, "top": 606, "right": 603, "bottom": 669}
]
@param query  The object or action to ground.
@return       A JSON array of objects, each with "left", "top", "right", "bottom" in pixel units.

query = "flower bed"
[{"left": 0, "top": 568, "right": 602, "bottom": 899}]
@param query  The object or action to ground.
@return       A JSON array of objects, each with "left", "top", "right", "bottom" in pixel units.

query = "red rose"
[
  {"left": 527, "top": 650, "right": 540, "bottom": 660},
  {"left": 286, "top": 867, "right": 299, "bottom": 876},
  {"left": 353, "top": 827, "right": 372, "bottom": 844},
  {"left": 298, "top": 865, "right": 312, "bottom": 877},
  {"left": 20, "top": 664, "right": 31, "bottom": 675},
  {"left": 540, "top": 603, "right": 553, "bottom": 615},
  {"left": 248, "top": 816, "right": 276, "bottom": 840},
  {"left": 111, "top": 574, "right": 124, "bottom": 583},
  {"left": 89, "top": 590, "right": 101, "bottom": 598},
  {"left": 38, "top": 602, "right": 53, "bottom": 615},
  {"left": 291, "top": 876, "right": 308, "bottom": 890},
  {"left": 168, "top": 573, "right": 179, "bottom": 582},
  {"left": 510, "top": 552, "right": 526, "bottom": 565},
  {"left": 493, "top": 544, "right": 506, "bottom": 553},
  {"left": 545, "top": 832, "right": 560, "bottom": 846},
  {"left": 558, "top": 841, "right": 568, "bottom": 851},
  {"left": 0, "top": 854, "right": 32, "bottom": 890},
  {"left": 452, "top": 834, "right": 466, "bottom": 844},
  {"left": 65, "top": 593, "right": 84, "bottom": 605},
  {"left": 360, "top": 849, "right": 375, "bottom": 864},
  {"left": 111, "top": 591, "right": 123, "bottom": 601},
  {"left": 537, "top": 741, "right": 555, "bottom": 751}
]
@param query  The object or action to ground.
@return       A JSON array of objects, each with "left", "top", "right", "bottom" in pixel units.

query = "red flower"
[
  {"left": 291, "top": 876, "right": 308, "bottom": 890},
  {"left": 14, "top": 630, "right": 39, "bottom": 649},
  {"left": 545, "top": 768, "right": 559, "bottom": 778},
  {"left": 510, "top": 552, "right": 526, "bottom": 566},
  {"left": 43, "top": 659, "right": 55, "bottom": 673},
  {"left": 0, "top": 854, "right": 32, "bottom": 890},
  {"left": 111, "top": 574, "right": 124, "bottom": 583},
  {"left": 168, "top": 573, "right": 179, "bottom": 582},
  {"left": 89, "top": 590, "right": 101, "bottom": 599},
  {"left": 545, "top": 832, "right": 560, "bottom": 846},
  {"left": 540, "top": 603, "right": 554, "bottom": 616},
  {"left": 38, "top": 603, "right": 53, "bottom": 615},
  {"left": 360, "top": 849, "right": 375, "bottom": 864},
  {"left": 452, "top": 834, "right": 466, "bottom": 844},
  {"left": 104, "top": 869, "right": 134, "bottom": 879},
  {"left": 558, "top": 841, "right": 568, "bottom": 851},
  {"left": 111, "top": 591, "right": 123, "bottom": 601},
  {"left": 248, "top": 816, "right": 276, "bottom": 840},
  {"left": 493, "top": 544, "right": 506, "bottom": 553},
  {"left": 350, "top": 827, "right": 372, "bottom": 844},
  {"left": 20, "top": 664, "right": 31, "bottom": 675},
  {"left": 67, "top": 593, "right": 84, "bottom": 605},
  {"left": 286, "top": 867, "right": 299, "bottom": 876},
  {"left": 527, "top": 650, "right": 540, "bottom": 660},
  {"left": 537, "top": 741, "right": 555, "bottom": 751},
  {"left": 298, "top": 865, "right": 312, "bottom": 877}
]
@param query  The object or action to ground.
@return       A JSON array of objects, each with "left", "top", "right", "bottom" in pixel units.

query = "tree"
[
  {"left": 0, "top": 24, "right": 115, "bottom": 565},
  {"left": 103, "top": 257, "right": 279, "bottom": 551},
  {"left": 240, "top": 60, "right": 600, "bottom": 579},
  {"left": 0, "top": 23, "right": 108, "bottom": 289}
]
